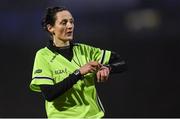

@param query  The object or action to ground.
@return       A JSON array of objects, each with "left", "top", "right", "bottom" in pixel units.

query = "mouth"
[{"left": 66, "top": 31, "right": 73, "bottom": 36}]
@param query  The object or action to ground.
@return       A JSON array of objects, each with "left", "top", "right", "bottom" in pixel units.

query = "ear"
[{"left": 47, "top": 24, "right": 54, "bottom": 34}]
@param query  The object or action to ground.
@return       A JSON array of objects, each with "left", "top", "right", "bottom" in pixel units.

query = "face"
[{"left": 48, "top": 10, "right": 74, "bottom": 42}]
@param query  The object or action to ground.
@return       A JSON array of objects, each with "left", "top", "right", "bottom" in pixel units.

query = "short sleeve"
[
  {"left": 30, "top": 51, "right": 54, "bottom": 92},
  {"left": 90, "top": 46, "right": 111, "bottom": 65}
]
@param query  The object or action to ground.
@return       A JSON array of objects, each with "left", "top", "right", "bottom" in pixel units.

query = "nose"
[{"left": 67, "top": 21, "right": 73, "bottom": 29}]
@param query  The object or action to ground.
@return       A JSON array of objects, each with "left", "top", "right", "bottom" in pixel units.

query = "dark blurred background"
[{"left": 1, "top": 0, "right": 180, "bottom": 118}]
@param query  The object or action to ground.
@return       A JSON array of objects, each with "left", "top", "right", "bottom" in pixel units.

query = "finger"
[
  {"left": 97, "top": 64, "right": 102, "bottom": 69},
  {"left": 96, "top": 71, "right": 100, "bottom": 82},
  {"left": 101, "top": 69, "right": 109, "bottom": 81},
  {"left": 104, "top": 68, "right": 110, "bottom": 76},
  {"left": 89, "top": 61, "right": 98, "bottom": 65},
  {"left": 104, "top": 69, "right": 110, "bottom": 80},
  {"left": 106, "top": 68, "right": 110, "bottom": 74},
  {"left": 89, "top": 66, "right": 97, "bottom": 72},
  {"left": 98, "top": 71, "right": 102, "bottom": 82},
  {"left": 89, "top": 61, "right": 100, "bottom": 68},
  {"left": 103, "top": 69, "right": 107, "bottom": 76},
  {"left": 104, "top": 71, "right": 109, "bottom": 80},
  {"left": 100, "top": 70, "right": 105, "bottom": 82},
  {"left": 89, "top": 69, "right": 96, "bottom": 73},
  {"left": 101, "top": 67, "right": 110, "bottom": 75}
]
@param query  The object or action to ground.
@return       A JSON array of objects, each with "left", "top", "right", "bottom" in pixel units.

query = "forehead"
[{"left": 55, "top": 10, "right": 73, "bottom": 21}]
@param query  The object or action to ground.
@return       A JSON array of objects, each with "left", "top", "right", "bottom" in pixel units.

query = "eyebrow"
[{"left": 61, "top": 17, "right": 74, "bottom": 21}]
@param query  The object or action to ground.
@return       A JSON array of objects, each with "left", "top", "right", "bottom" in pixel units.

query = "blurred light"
[{"left": 124, "top": 9, "right": 161, "bottom": 32}]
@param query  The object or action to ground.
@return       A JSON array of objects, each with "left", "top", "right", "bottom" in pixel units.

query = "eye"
[
  {"left": 70, "top": 19, "right": 74, "bottom": 24},
  {"left": 60, "top": 20, "right": 67, "bottom": 25}
]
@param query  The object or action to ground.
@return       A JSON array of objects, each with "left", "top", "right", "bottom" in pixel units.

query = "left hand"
[{"left": 96, "top": 66, "right": 110, "bottom": 82}]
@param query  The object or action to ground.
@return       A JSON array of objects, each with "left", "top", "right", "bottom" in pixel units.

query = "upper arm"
[{"left": 30, "top": 51, "right": 54, "bottom": 92}]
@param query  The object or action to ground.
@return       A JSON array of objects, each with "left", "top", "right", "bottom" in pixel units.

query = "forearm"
[
  {"left": 40, "top": 73, "right": 82, "bottom": 101},
  {"left": 108, "top": 51, "right": 128, "bottom": 73}
]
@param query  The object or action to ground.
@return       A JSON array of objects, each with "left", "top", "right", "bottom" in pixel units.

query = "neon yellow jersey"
[{"left": 30, "top": 43, "right": 111, "bottom": 118}]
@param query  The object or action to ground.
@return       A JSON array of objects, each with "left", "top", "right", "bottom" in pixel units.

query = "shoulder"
[
  {"left": 35, "top": 47, "right": 53, "bottom": 58},
  {"left": 73, "top": 42, "right": 97, "bottom": 50}
]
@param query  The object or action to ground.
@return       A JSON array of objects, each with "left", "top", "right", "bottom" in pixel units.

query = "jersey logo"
[
  {"left": 34, "top": 69, "right": 42, "bottom": 74},
  {"left": 54, "top": 68, "right": 68, "bottom": 74}
]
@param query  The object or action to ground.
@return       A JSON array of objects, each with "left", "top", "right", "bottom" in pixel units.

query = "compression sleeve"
[
  {"left": 40, "top": 73, "right": 82, "bottom": 101},
  {"left": 108, "top": 51, "right": 128, "bottom": 73}
]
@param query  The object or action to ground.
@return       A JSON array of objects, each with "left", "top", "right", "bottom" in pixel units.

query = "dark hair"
[{"left": 41, "top": 6, "right": 68, "bottom": 32}]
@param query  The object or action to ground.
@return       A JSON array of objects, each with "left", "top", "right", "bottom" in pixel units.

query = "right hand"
[{"left": 79, "top": 61, "right": 101, "bottom": 75}]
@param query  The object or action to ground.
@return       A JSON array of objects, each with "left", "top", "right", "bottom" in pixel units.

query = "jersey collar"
[{"left": 47, "top": 39, "right": 74, "bottom": 53}]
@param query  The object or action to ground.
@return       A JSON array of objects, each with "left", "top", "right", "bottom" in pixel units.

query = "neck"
[{"left": 53, "top": 37, "right": 70, "bottom": 47}]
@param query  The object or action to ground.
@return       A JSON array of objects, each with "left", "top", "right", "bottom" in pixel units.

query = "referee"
[{"left": 30, "top": 6, "right": 127, "bottom": 118}]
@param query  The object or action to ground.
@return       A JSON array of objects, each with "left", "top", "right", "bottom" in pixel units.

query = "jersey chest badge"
[{"left": 54, "top": 68, "right": 68, "bottom": 75}]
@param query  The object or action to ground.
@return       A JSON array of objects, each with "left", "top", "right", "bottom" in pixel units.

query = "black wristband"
[{"left": 73, "top": 69, "right": 83, "bottom": 79}]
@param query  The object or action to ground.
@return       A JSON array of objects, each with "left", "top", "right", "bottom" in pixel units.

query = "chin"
[{"left": 66, "top": 37, "right": 73, "bottom": 41}]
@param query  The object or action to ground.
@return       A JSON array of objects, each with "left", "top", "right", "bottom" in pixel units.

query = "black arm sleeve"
[
  {"left": 39, "top": 73, "right": 82, "bottom": 101},
  {"left": 108, "top": 51, "right": 128, "bottom": 73}
]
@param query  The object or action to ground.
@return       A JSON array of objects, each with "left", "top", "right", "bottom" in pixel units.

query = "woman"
[{"left": 30, "top": 6, "right": 127, "bottom": 118}]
